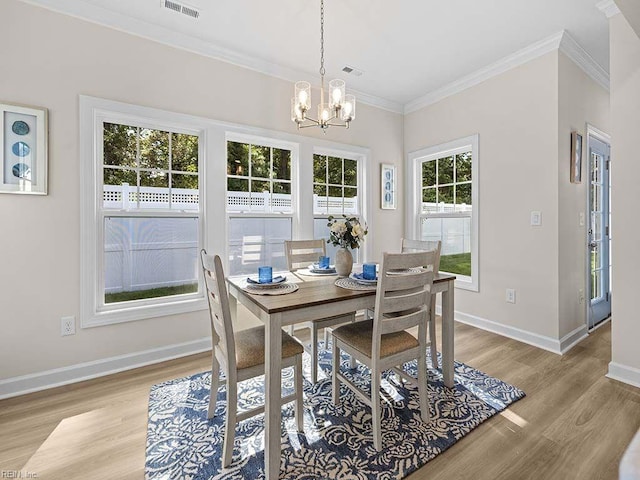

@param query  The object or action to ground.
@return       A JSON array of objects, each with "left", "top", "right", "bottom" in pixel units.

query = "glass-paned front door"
[{"left": 588, "top": 135, "right": 611, "bottom": 329}]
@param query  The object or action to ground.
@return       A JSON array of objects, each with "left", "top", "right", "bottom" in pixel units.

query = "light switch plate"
[
  {"left": 579, "top": 212, "right": 585, "bottom": 227},
  {"left": 531, "top": 211, "right": 542, "bottom": 226}
]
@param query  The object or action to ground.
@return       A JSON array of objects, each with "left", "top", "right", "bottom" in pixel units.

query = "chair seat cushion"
[
  {"left": 332, "top": 319, "right": 419, "bottom": 359},
  {"left": 235, "top": 326, "right": 304, "bottom": 370}
]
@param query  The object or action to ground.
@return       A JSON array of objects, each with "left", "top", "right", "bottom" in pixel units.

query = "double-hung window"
[
  {"left": 408, "top": 135, "right": 478, "bottom": 290},
  {"left": 80, "top": 97, "right": 206, "bottom": 326},
  {"left": 312, "top": 151, "right": 362, "bottom": 262},
  {"left": 226, "top": 136, "right": 295, "bottom": 275}
]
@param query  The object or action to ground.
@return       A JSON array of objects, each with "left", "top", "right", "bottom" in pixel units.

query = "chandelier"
[{"left": 291, "top": 0, "right": 356, "bottom": 132}]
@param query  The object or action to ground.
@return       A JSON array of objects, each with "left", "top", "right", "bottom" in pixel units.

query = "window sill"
[
  {"left": 440, "top": 272, "right": 478, "bottom": 292},
  {"left": 454, "top": 276, "right": 478, "bottom": 292},
  {"left": 82, "top": 296, "right": 208, "bottom": 328}
]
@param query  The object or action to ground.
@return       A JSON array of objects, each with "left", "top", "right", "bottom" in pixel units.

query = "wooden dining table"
[{"left": 226, "top": 271, "right": 456, "bottom": 480}]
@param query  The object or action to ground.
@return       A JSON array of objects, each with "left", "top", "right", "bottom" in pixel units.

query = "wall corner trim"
[
  {"left": 559, "top": 325, "right": 589, "bottom": 354},
  {"left": 559, "top": 31, "right": 610, "bottom": 91},
  {"left": 0, "top": 337, "right": 211, "bottom": 400},
  {"left": 596, "top": 0, "right": 621, "bottom": 18},
  {"left": 607, "top": 362, "right": 640, "bottom": 388}
]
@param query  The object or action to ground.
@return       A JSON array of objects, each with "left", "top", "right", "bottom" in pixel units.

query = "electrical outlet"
[
  {"left": 61, "top": 316, "right": 76, "bottom": 336},
  {"left": 506, "top": 288, "right": 516, "bottom": 304},
  {"left": 578, "top": 289, "right": 585, "bottom": 304}
]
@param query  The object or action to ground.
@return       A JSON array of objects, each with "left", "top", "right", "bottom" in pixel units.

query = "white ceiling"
[{"left": 26, "top": 0, "right": 610, "bottom": 109}]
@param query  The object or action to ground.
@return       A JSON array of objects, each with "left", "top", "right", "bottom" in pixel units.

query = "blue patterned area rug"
[{"left": 146, "top": 345, "right": 525, "bottom": 480}]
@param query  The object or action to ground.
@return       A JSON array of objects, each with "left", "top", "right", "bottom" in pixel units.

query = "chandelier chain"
[{"left": 319, "top": 0, "right": 325, "bottom": 77}]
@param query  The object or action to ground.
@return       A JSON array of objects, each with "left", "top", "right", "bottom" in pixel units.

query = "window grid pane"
[
  {"left": 313, "top": 153, "right": 359, "bottom": 215},
  {"left": 421, "top": 151, "right": 472, "bottom": 214},
  {"left": 227, "top": 141, "right": 293, "bottom": 214},
  {"left": 103, "top": 123, "right": 199, "bottom": 212}
]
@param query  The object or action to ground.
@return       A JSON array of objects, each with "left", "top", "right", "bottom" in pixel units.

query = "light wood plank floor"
[{"left": 1, "top": 320, "right": 638, "bottom": 480}]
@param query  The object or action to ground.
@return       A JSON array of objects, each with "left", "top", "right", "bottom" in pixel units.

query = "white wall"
[
  {"left": 405, "top": 52, "right": 561, "bottom": 340},
  {"left": 609, "top": 13, "right": 640, "bottom": 385},
  {"left": 616, "top": 0, "right": 640, "bottom": 39},
  {"left": 404, "top": 49, "right": 609, "bottom": 349},
  {"left": 557, "top": 51, "right": 610, "bottom": 338},
  {"left": 0, "top": 0, "right": 403, "bottom": 382}
]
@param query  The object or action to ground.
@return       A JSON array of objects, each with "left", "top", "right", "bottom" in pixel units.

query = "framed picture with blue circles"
[
  {"left": 381, "top": 163, "right": 396, "bottom": 210},
  {"left": 1, "top": 102, "right": 48, "bottom": 194}
]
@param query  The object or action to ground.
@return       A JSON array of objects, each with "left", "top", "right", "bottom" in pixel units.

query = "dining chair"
[
  {"left": 332, "top": 250, "right": 436, "bottom": 451},
  {"left": 200, "top": 250, "right": 304, "bottom": 468},
  {"left": 400, "top": 238, "right": 442, "bottom": 368},
  {"left": 284, "top": 239, "right": 356, "bottom": 383}
]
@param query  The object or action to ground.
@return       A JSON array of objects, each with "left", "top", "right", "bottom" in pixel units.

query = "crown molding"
[
  {"left": 404, "top": 31, "right": 564, "bottom": 114},
  {"left": 596, "top": 0, "right": 621, "bottom": 18},
  {"left": 18, "top": 0, "right": 404, "bottom": 114},
  {"left": 405, "top": 30, "right": 610, "bottom": 114},
  {"left": 17, "top": 1, "right": 610, "bottom": 117},
  {"left": 559, "top": 31, "right": 610, "bottom": 91}
]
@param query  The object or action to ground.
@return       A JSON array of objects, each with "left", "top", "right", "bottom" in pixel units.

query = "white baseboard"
[
  {"left": 0, "top": 337, "right": 211, "bottom": 400},
  {"left": 436, "top": 306, "right": 587, "bottom": 355},
  {"left": 559, "top": 325, "right": 589, "bottom": 354},
  {"left": 607, "top": 362, "right": 640, "bottom": 389}
]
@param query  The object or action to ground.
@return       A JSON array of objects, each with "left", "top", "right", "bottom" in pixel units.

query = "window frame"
[
  {"left": 312, "top": 147, "right": 366, "bottom": 262},
  {"left": 406, "top": 134, "right": 479, "bottom": 291},
  {"left": 224, "top": 133, "right": 299, "bottom": 276},
  {"left": 80, "top": 97, "right": 208, "bottom": 328}
]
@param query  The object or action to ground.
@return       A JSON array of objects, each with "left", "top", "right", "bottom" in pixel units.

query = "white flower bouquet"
[{"left": 327, "top": 215, "right": 368, "bottom": 249}]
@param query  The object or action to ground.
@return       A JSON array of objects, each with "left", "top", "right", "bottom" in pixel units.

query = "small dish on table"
[
  {"left": 246, "top": 275, "right": 287, "bottom": 288},
  {"left": 309, "top": 264, "right": 337, "bottom": 274},
  {"left": 350, "top": 272, "right": 377, "bottom": 285}
]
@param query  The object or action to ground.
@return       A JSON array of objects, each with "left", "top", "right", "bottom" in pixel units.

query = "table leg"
[
  {"left": 228, "top": 291, "right": 238, "bottom": 323},
  {"left": 264, "top": 313, "right": 282, "bottom": 480},
  {"left": 441, "top": 280, "right": 455, "bottom": 388}
]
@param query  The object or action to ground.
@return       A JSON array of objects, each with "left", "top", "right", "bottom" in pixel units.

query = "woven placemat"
[
  {"left": 335, "top": 277, "right": 377, "bottom": 291},
  {"left": 241, "top": 283, "right": 299, "bottom": 296}
]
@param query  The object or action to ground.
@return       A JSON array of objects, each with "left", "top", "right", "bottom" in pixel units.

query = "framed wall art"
[
  {"left": 381, "top": 163, "right": 396, "bottom": 209},
  {"left": 0, "top": 102, "right": 48, "bottom": 195},
  {"left": 570, "top": 131, "right": 582, "bottom": 184}
]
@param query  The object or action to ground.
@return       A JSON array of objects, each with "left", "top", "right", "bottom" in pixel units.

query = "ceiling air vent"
[
  {"left": 162, "top": 0, "right": 200, "bottom": 19},
  {"left": 342, "top": 65, "right": 363, "bottom": 77}
]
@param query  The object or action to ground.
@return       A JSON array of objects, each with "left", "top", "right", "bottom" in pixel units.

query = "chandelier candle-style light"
[{"left": 291, "top": 0, "right": 356, "bottom": 132}]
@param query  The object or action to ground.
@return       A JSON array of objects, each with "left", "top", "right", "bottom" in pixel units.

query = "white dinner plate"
[
  {"left": 350, "top": 272, "right": 377, "bottom": 285},
  {"left": 310, "top": 264, "right": 337, "bottom": 274},
  {"left": 246, "top": 275, "right": 287, "bottom": 288}
]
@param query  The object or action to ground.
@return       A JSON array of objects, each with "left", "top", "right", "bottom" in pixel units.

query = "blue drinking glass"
[
  {"left": 319, "top": 255, "right": 330, "bottom": 269},
  {"left": 258, "top": 266, "right": 273, "bottom": 283},
  {"left": 363, "top": 263, "right": 377, "bottom": 280}
]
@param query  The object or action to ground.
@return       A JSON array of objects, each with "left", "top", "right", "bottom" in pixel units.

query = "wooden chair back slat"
[
  {"left": 401, "top": 238, "right": 442, "bottom": 272},
  {"left": 284, "top": 239, "right": 326, "bottom": 271},
  {"left": 380, "top": 308, "right": 428, "bottom": 335},
  {"left": 380, "top": 289, "right": 431, "bottom": 315},
  {"left": 382, "top": 270, "right": 433, "bottom": 292}
]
